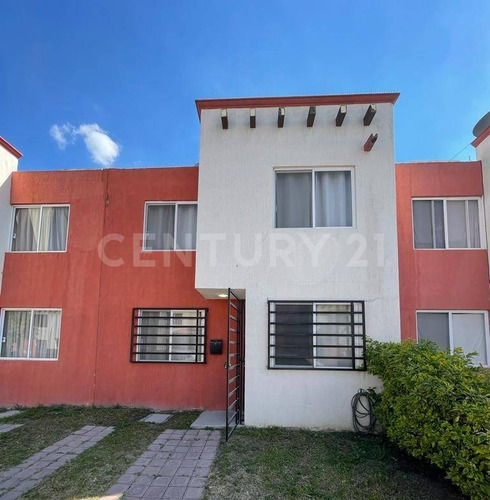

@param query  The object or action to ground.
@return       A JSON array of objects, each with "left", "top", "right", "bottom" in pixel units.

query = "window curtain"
[
  {"left": 413, "top": 201, "right": 433, "bottom": 248},
  {"left": 12, "top": 208, "right": 40, "bottom": 251},
  {"left": 39, "top": 207, "right": 69, "bottom": 251},
  {"left": 468, "top": 201, "right": 481, "bottom": 248},
  {"left": 145, "top": 205, "right": 175, "bottom": 250},
  {"left": 452, "top": 313, "right": 487, "bottom": 365},
  {"left": 276, "top": 172, "right": 312, "bottom": 228},
  {"left": 176, "top": 204, "right": 197, "bottom": 250},
  {"left": 139, "top": 310, "right": 170, "bottom": 361},
  {"left": 417, "top": 312, "right": 450, "bottom": 350},
  {"left": 447, "top": 201, "right": 467, "bottom": 248},
  {"left": 315, "top": 171, "right": 352, "bottom": 227},
  {"left": 170, "top": 311, "right": 197, "bottom": 362},
  {"left": 315, "top": 304, "right": 351, "bottom": 368},
  {"left": 30, "top": 311, "right": 61, "bottom": 359},
  {"left": 432, "top": 200, "right": 445, "bottom": 248},
  {"left": 1, "top": 311, "right": 31, "bottom": 358}
]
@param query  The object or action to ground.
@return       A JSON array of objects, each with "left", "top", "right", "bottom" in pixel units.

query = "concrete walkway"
[
  {"left": 0, "top": 411, "right": 21, "bottom": 420},
  {"left": 0, "top": 425, "right": 114, "bottom": 500},
  {"left": 0, "top": 424, "right": 22, "bottom": 435},
  {"left": 190, "top": 411, "right": 225, "bottom": 430},
  {"left": 104, "top": 428, "right": 220, "bottom": 500}
]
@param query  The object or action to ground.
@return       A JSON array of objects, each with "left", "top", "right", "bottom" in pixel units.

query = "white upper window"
[
  {"left": 143, "top": 202, "right": 197, "bottom": 250},
  {"left": 0, "top": 309, "right": 62, "bottom": 360},
  {"left": 412, "top": 198, "right": 483, "bottom": 249},
  {"left": 275, "top": 169, "right": 354, "bottom": 228},
  {"left": 417, "top": 311, "right": 489, "bottom": 366},
  {"left": 10, "top": 205, "right": 69, "bottom": 252}
]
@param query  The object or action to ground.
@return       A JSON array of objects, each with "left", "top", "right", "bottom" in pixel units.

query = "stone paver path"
[
  {"left": 0, "top": 424, "right": 22, "bottom": 435},
  {"left": 104, "top": 429, "right": 220, "bottom": 500},
  {"left": 0, "top": 425, "right": 114, "bottom": 500}
]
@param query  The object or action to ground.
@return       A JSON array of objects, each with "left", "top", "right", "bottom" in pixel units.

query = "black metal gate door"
[{"left": 225, "top": 288, "right": 245, "bottom": 441}]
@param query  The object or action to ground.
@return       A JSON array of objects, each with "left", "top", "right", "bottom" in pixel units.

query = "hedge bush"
[{"left": 366, "top": 339, "right": 490, "bottom": 500}]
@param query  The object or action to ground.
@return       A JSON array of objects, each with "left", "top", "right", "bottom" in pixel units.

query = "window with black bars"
[
  {"left": 268, "top": 301, "right": 366, "bottom": 370},
  {"left": 131, "top": 308, "right": 207, "bottom": 363}
]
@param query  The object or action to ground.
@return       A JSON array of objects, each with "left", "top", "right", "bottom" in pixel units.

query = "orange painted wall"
[
  {"left": 0, "top": 167, "right": 227, "bottom": 410},
  {"left": 396, "top": 161, "right": 490, "bottom": 340}
]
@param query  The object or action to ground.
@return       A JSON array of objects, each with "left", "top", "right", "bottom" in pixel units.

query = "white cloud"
[
  {"left": 49, "top": 122, "right": 121, "bottom": 167},
  {"left": 49, "top": 123, "right": 75, "bottom": 150}
]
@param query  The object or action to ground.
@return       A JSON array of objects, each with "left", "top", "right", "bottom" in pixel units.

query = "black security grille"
[
  {"left": 131, "top": 308, "right": 207, "bottom": 363},
  {"left": 268, "top": 301, "right": 366, "bottom": 370}
]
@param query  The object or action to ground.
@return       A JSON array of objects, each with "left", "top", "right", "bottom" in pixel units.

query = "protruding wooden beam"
[
  {"left": 250, "top": 109, "right": 256, "bottom": 128},
  {"left": 336, "top": 105, "right": 347, "bottom": 126},
  {"left": 364, "top": 133, "right": 378, "bottom": 151},
  {"left": 278, "top": 107, "right": 285, "bottom": 128},
  {"left": 307, "top": 106, "right": 316, "bottom": 127},
  {"left": 363, "top": 104, "right": 376, "bottom": 126},
  {"left": 221, "top": 109, "right": 228, "bottom": 129}
]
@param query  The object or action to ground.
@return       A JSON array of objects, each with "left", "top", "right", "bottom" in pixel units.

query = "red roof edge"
[
  {"left": 472, "top": 126, "right": 490, "bottom": 148},
  {"left": 195, "top": 92, "right": 400, "bottom": 119},
  {"left": 0, "top": 137, "right": 22, "bottom": 159}
]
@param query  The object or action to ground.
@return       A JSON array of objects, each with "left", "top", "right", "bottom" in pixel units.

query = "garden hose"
[{"left": 351, "top": 388, "right": 376, "bottom": 433}]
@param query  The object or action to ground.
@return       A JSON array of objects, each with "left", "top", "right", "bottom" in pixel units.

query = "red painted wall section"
[
  {"left": 0, "top": 170, "right": 107, "bottom": 406},
  {"left": 93, "top": 168, "right": 227, "bottom": 410},
  {"left": 396, "top": 161, "right": 490, "bottom": 341},
  {"left": 0, "top": 167, "right": 227, "bottom": 410}
]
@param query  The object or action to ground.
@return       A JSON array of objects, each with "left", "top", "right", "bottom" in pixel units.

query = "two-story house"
[{"left": 0, "top": 94, "right": 488, "bottom": 435}]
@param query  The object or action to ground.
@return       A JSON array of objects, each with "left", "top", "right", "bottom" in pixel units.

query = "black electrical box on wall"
[{"left": 210, "top": 339, "right": 223, "bottom": 355}]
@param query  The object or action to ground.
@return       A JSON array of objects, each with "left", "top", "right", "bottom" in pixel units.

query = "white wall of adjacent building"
[
  {"left": 0, "top": 146, "right": 18, "bottom": 292},
  {"left": 195, "top": 102, "right": 401, "bottom": 429},
  {"left": 475, "top": 131, "right": 490, "bottom": 263}
]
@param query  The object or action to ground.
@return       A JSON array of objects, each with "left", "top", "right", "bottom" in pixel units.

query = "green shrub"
[{"left": 366, "top": 339, "right": 490, "bottom": 500}]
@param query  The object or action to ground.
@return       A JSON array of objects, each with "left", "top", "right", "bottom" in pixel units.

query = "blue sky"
[{"left": 1, "top": 0, "right": 489, "bottom": 171}]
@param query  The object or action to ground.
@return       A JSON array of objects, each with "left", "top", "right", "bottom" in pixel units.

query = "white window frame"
[
  {"left": 412, "top": 197, "right": 485, "bottom": 250},
  {"left": 0, "top": 308, "right": 62, "bottom": 361},
  {"left": 9, "top": 204, "right": 70, "bottom": 253},
  {"left": 274, "top": 167, "right": 356, "bottom": 229},
  {"left": 269, "top": 300, "right": 365, "bottom": 370},
  {"left": 135, "top": 308, "right": 205, "bottom": 363},
  {"left": 142, "top": 201, "right": 198, "bottom": 251},
  {"left": 416, "top": 310, "right": 490, "bottom": 367}
]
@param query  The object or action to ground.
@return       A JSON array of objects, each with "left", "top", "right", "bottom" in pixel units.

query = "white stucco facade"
[
  {"left": 0, "top": 145, "right": 18, "bottom": 292},
  {"left": 195, "top": 98, "right": 401, "bottom": 429},
  {"left": 476, "top": 133, "right": 490, "bottom": 263}
]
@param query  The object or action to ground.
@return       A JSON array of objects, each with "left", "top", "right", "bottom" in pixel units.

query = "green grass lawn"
[
  {"left": 0, "top": 407, "right": 468, "bottom": 500},
  {"left": 0, "top": 406, "right": 200, "bottom": 500},
  {"left": 204, "top": 427, "right": 467, "bottom": 500}
]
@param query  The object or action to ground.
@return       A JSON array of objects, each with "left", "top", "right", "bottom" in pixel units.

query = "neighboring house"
[{"left": 0, "top": 95, "right": 488, "bottom": 432}]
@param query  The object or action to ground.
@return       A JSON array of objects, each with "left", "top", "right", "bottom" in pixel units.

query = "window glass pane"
[
  {"left": 447, "top": 201, "right": 468, "bottom": 248},
  {"left": 138, "top": 310, "right": 170, "bottom": 361},
  {"left": 30, "top": 311, "right": 61, "bottom": 359},
  {"left": 176, "top": 204, "right": 197, "bottom": 250},
  {"left": 315, "top": 304, "right": 351, "bottom": 368},
  {"left": 12, "top": 208, "right": 41, "bottom": 251},
  {"left": 412, "top": 201, "right": 433, "bottom": 249},
  {"left": 452, "top": 313, "right": 487, "bottom": 365},
  {"left": 1, "top": 311, "right": 31, "bottom": 358},
  {"left": 468, "top": 201, "right": 481, "bottom": 248},
  {"left": 276, "top": 172, "right": 312, "bottom": 228},
  {"left": 39, "top": 207, "right": 69, "bottom": 251},
  {"left": 315, "top": 171, "right": 352, "bottom": 227},
  {"left": 433, "top": 201, "right": 445, "bottom": 248},
  {"left": 145, "top": 205, "right": 175, "bottom": 250},
  {"left": 171, "top": 311, "right": 198, "bottom": 362},
  {"left": 274, "top": 304, "right": 313, "bottom": 366},
  {"left": 417, "top": 312, "right": 450, "bottom": 350}
]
